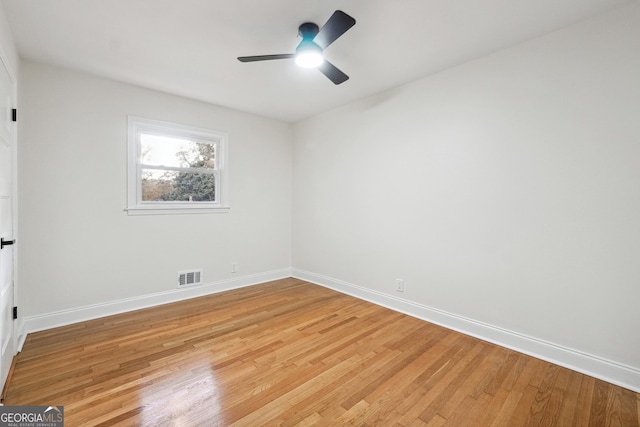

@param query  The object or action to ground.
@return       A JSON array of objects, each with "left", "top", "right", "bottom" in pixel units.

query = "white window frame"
[{"left": 127, "top": 116, "right": 229, "bottom": 215}]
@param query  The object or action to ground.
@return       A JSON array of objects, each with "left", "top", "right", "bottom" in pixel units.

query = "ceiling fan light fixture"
[
  {"left": 238, "top": 10, "right": 355, "bottom": 84},
  {"left": 295, "top": 41, "right": 324, "bottom": 68}
]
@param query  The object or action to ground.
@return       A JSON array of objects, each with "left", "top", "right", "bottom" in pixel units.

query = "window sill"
[{"left": 125, "top": 206, "right": 230, "bottom": 216}]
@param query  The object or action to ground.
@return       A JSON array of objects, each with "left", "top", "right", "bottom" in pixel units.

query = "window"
[{"left": 127, "top": 116, "right": 229, "bottom": 215}]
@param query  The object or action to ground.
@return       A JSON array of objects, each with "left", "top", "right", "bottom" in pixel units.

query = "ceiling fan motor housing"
[{"left": 298, "top": 22, "right": 320, "bottom": 40}]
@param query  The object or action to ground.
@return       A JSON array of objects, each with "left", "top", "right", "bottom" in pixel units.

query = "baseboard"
[
  {"left": 18, "top": 268, "right": 292, "bottom": 350},
  {"left": 292, "top": 268, "right": 640, "bottom": 393}
]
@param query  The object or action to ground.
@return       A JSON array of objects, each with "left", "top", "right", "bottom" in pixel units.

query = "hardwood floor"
[{"left": 4, "top": 278, "right": 639, "bottom": 426}]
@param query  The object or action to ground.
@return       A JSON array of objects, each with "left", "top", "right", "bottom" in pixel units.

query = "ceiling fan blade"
[
  {"left": 237, "top": 54, "right": 295, "bottom": 62},
  {"left": 314, "top": 10, "right": 356, "bottom": 50},
  {"left": 318, "top": 60, "right": 349, "bottom": 85}
]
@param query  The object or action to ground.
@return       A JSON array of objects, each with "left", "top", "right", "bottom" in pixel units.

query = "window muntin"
[{"left": 127, "top": 116, "right": 228, "bottom": 215}]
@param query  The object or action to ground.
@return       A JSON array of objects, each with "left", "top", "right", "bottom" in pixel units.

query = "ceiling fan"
[{"left": 238, "top": 10, "right": 356, "bottom": 85}]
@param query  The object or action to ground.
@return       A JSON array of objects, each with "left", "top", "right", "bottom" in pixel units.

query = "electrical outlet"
[
  {"left": 231, "top": 263, "right": 238, "bottom": 273},
  {"left": 396, "top": 279, "right": 404, "bottom": 292}
]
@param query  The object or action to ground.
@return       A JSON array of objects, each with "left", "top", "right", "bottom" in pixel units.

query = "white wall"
[
  {"left": 19, "top": 61, "right": 292, "bottom": 319},
  {"left": 293, "top": 2, "right": 640, "bottom": 378}
]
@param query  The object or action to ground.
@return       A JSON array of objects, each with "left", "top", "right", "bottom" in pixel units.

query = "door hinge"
[
  {"left": 12, "top": 306, "right": 17, "bottom": 320},
  {"left": 12, "top": 109, "right": 17, "bottom": 122}
]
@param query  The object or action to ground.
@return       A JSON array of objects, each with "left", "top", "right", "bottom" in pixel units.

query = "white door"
[{"left": 0, "top": 55, "right": 16, "bottom": 390}]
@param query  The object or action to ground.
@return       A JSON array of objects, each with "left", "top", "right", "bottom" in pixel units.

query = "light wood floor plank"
[{"left": 4, "top": 278, "right": 638, "bottom": 426}]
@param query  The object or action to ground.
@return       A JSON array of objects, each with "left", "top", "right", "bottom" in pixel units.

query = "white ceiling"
[{"left": 2, "top": 0, "right": 634, "bottom": 122}]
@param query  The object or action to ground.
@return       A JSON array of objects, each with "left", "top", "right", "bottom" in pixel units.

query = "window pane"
[
  {"left": 142, "top": 169, "right": 216, "bottom": 202},
  {"left": 140, "top": 134, "right": 215, "bottom": 169}
]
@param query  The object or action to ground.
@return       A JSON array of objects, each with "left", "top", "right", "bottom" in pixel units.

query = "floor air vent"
[{"left": 177, "top": 269, "right": 202, "bottom": 287}]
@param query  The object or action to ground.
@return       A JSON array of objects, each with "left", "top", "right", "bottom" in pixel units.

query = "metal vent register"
[{"left": 177, "top": 269, "right": 202, "bottom": 287}]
